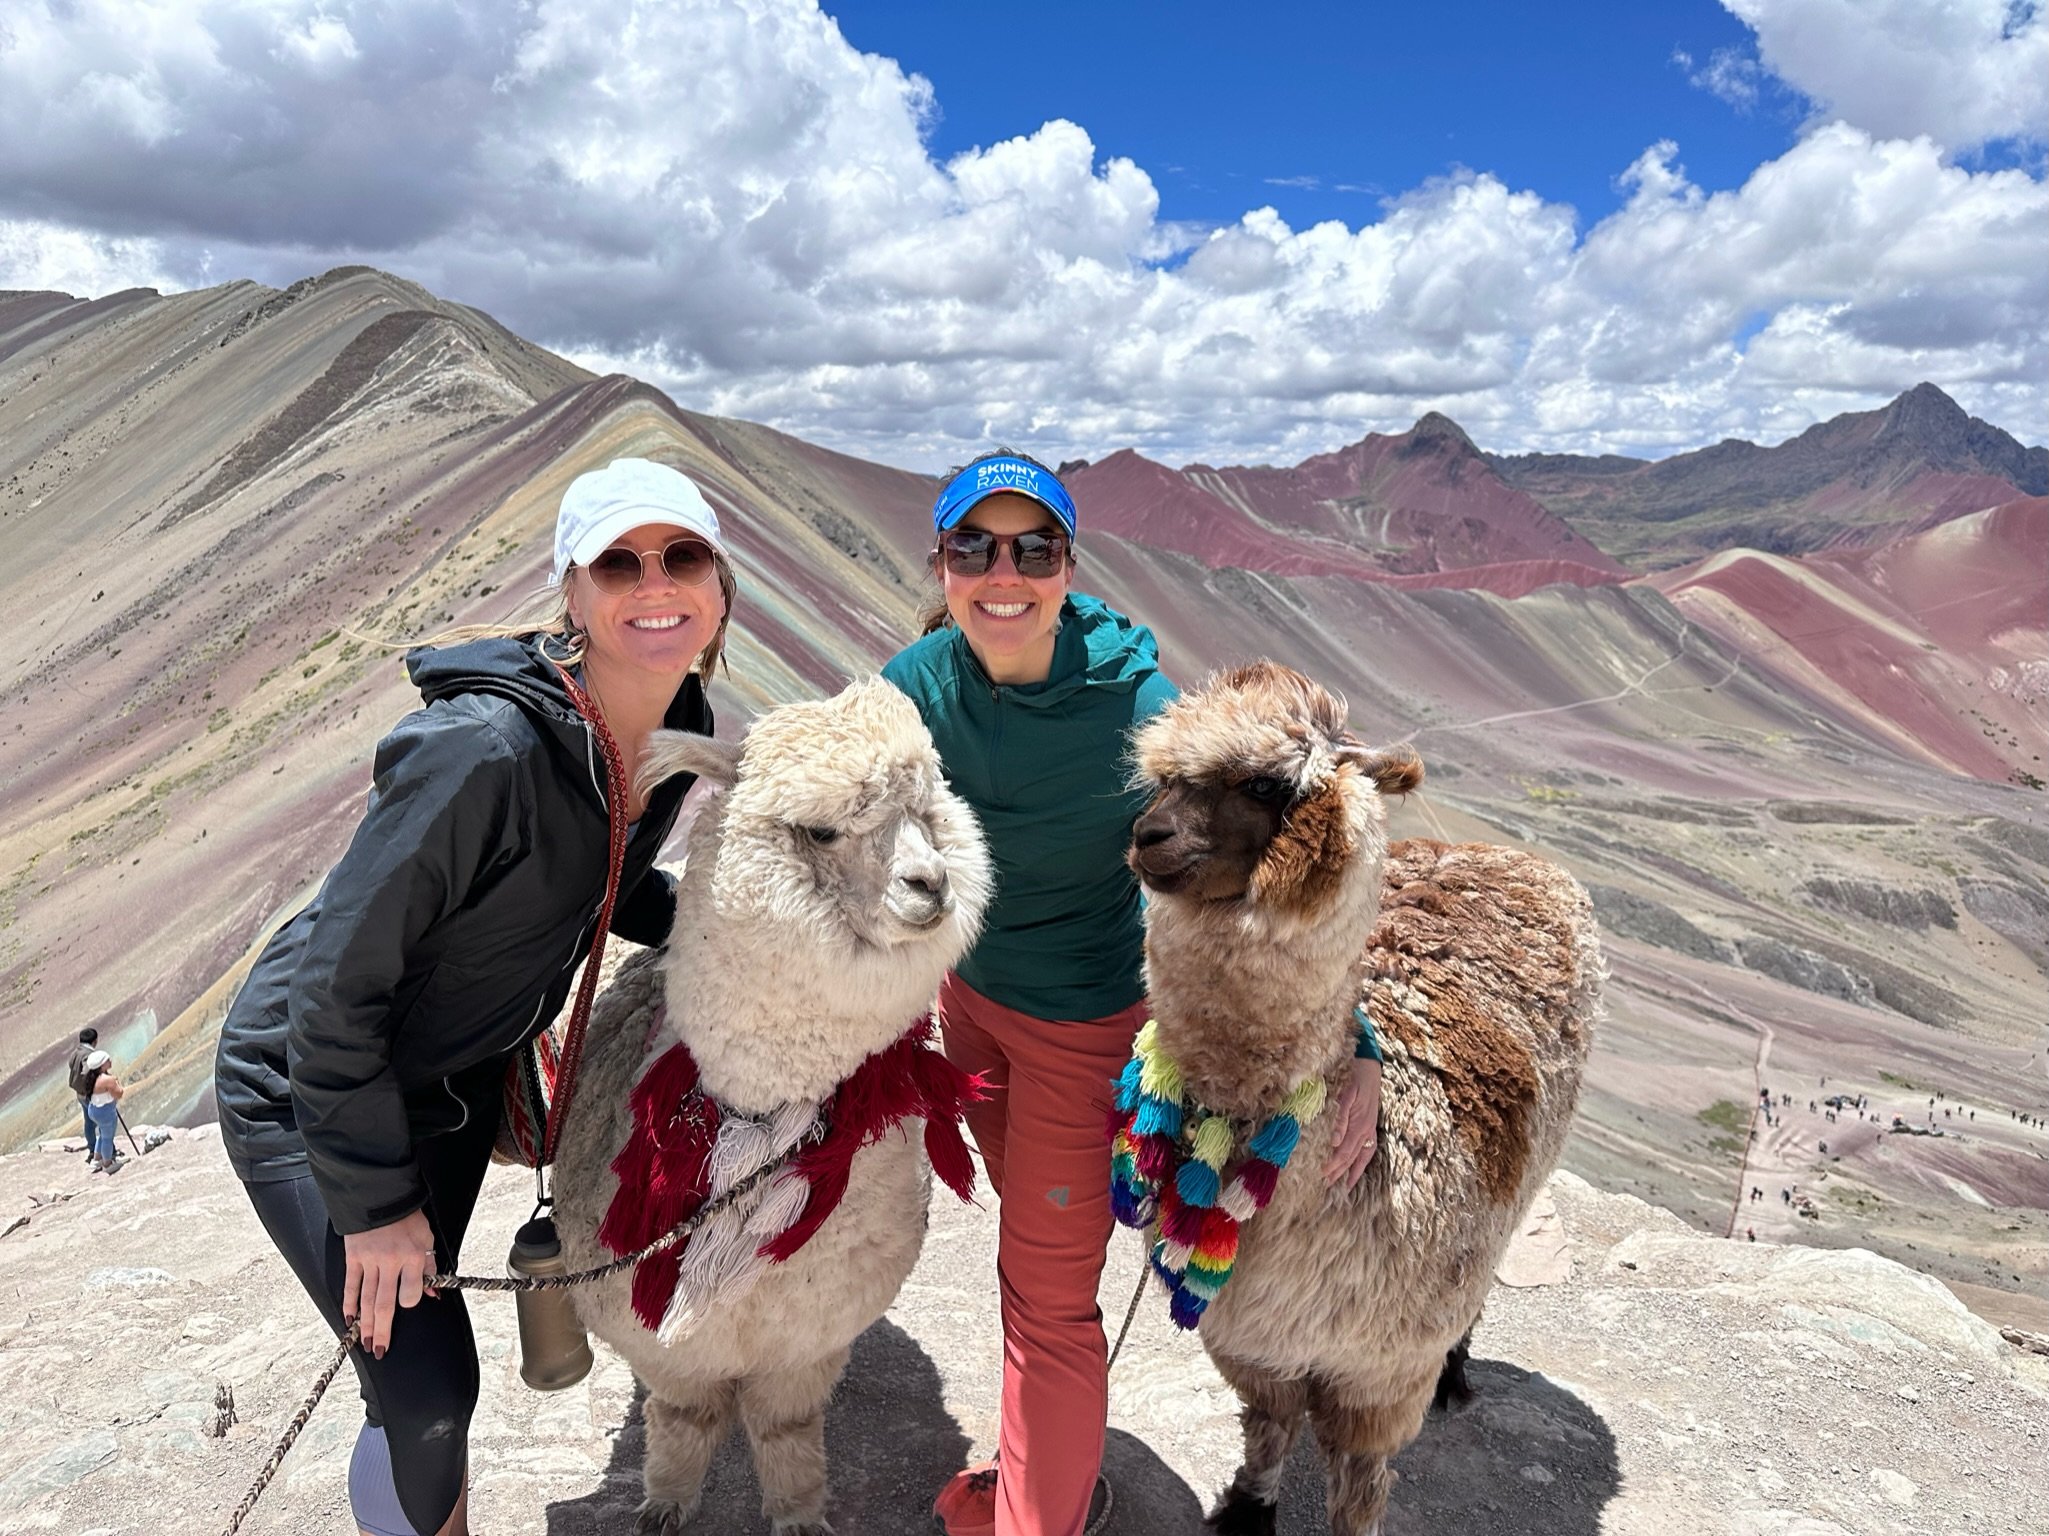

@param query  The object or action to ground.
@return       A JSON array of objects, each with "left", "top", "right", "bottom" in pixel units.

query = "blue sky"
[
  {"left": 1, "top": 0, "right": 2043, "bottom": 465},
  {"left": 832, "top": 0, "right": 1800, "bottom": 234}
]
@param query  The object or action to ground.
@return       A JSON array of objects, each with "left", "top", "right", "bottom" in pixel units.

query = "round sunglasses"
[
  {"left": 934, "top": 527, "right": 1071, "bottom": 579},
  {"left": 583, "top": 536, "right": 718, "bottom": 594}
]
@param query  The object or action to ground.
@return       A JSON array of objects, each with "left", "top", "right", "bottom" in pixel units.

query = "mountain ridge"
[
  {"left": 1488, "top": 381, "right": 2047, "bottom": 567},
  {"left": 3, "top": 266, "right": 2041, "bottom": 1350}
]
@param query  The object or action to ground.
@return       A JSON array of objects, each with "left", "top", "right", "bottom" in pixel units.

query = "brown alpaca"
[{"left": 1126, "top": 661, "right": 1602, "bottom": 1536}]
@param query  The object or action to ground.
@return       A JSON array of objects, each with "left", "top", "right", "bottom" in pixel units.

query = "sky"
[{"left": 1, "top": 0, "right": 2043, "bottom": 471}]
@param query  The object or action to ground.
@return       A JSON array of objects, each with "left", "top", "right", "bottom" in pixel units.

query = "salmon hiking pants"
[{"left": 937, "top": 971, "right": 1149, "bottom": 1536}]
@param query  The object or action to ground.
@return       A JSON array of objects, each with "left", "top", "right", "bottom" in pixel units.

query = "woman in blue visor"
[{"left": 884, "top": 452, "right": 1382, "bottom": 1535}]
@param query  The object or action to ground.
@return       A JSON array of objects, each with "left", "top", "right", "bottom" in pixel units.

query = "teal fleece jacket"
[{"left": 882, "top": 594, "right": 1178, "bottom": 1020}]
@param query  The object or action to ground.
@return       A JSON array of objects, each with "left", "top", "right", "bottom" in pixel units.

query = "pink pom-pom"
[
  {"left": 1133, "top": 1133, "right": 1176, "bottom": 1183},
  {"left": 1161, "top": 1195, "right": 1208, "bottom": 1246},
  {"left": 1236, "top": 1158, "right": 1281, "bottom": 1208}
]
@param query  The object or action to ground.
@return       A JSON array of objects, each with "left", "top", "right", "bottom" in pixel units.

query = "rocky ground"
[{"left": 2, "top": 1129, "right": 2044, "bottom": 1536}]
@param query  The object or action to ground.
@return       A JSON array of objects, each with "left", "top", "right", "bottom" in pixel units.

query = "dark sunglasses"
[
  {"left": 584, "top": 537, "right": 718, "bottom": 594},
  {"left": 935, "top": 528, "right": 1071, "bottom": 579}
]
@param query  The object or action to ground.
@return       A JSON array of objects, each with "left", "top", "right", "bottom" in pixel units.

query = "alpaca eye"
[
  {"left": 802, "top": 825, "right": 839, "bottom": 845},
  {"left": 1244, "top": 775, "right": 1287, "bottom": 802}
]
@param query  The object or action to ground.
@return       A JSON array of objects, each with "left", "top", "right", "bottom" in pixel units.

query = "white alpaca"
[
  {"left": 551, "top": 678, "right": 992, "bottom": 1536},
  {"left": 1121, "top": 662, "right": 1602, "bottom": 1536}
]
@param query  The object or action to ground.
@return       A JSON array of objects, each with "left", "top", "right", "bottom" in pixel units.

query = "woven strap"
[{"left": 540, "top": 661, "right": 631, "bottom": 1169}]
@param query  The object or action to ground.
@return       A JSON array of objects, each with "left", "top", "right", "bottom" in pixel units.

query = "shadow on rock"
[
  {"left": 1098, "top": 1426, "right": 1209, "bottom": 1534},
  {"left": 1270, "top": 1356, "right": 1621, "bottom": 1535},
  {"left": 543, "top": 1318, "right": 970, "bottom": 1535}
]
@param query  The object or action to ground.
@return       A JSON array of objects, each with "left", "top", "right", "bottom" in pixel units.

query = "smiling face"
[
  {"left": 938, "top": 492, "right": 1074, "bottom": 685},
  {"left": 565, "top": 521, "right": 728, "bottom": 683}
]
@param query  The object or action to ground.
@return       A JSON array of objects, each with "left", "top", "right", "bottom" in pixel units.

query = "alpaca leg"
[
  {"left": 737, "top": 1345, "right": 848, "bottom": 1536},
  {"left": 1305, "top": 1372, "right": 1433, "bottom": 1536},
  {"left": 637, "top": 1378, "right": 737, "bottom": 1535},
  {"left": 1205, "top": 1353, "right": 1309, "bottom": 1536},
  {"left": 1431, "top": 1323, "right": 1476, "bottom": 1410}
]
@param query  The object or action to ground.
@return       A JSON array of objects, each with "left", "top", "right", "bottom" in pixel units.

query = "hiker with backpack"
[{"left": 67, "top": 1028, "right": 100, "bottom": 1155}]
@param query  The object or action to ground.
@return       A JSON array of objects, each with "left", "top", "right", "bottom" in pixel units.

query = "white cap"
[
  {"left": 84, "top": 1050, "right": 111, "bottom": 1072},
  {"left": 552, "top": 459, "right": 726, "bottom": 584}
]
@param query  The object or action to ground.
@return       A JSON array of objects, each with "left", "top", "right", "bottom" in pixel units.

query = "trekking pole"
[{"left": 115, "top": 1108, "right": 143, "bottom": 1157}]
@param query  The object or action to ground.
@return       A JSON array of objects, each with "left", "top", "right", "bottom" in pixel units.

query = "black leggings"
[{"left": 242, "top": 1102, "right": 500, "bottom": 1535}]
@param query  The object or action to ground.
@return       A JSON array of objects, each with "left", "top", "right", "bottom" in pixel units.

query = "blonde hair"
[{"left": 410, "top": 555, "right": 739, "bottom": 679}]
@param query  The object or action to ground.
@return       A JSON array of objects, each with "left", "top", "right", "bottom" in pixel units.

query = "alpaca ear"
[
  {"left": 1336, "top": 739, "right": 1424, "bottom": 798},
  {"left": 642, "top": 729, "right": 741, "bottom": 792}
]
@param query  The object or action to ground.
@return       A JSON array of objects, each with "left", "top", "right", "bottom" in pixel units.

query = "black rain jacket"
[{"left": 213, "top": 634, "right": 711, "bottom": 1233}]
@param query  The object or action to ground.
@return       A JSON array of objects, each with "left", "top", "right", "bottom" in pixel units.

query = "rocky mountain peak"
[
  {"left": 1406, "top": 409, "right": 1480, "bottom": 455},
  {"left": 1873, "top": 381, "right": 1973, "bottom": 448}
]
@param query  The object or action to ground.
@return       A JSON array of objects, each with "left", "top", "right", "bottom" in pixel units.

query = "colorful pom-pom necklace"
[{"left": 1108, "top": 1019, "right": 1326, "bottom": 1329}]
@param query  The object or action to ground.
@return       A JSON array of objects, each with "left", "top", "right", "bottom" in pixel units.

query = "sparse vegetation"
[{"left": 1697, "top": 1100, "right": 1748, "bottom": 1135}]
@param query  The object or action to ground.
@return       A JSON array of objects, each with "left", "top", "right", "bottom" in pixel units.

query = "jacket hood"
[
  {"left": 407, "top": 634, "right": 581, "bottom": 727},
  {"left": 959, "top": 592, "right": 1161, "bottom": 709}
]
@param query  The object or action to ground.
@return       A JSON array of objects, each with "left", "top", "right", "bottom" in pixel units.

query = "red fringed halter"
[{"left": 599, "top": 1012, "right": 985, "bottom": 1331}]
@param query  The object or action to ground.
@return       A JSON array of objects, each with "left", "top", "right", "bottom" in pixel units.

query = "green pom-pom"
[{"left": 1190, "top": 1113, "right": 1235, "bottom": 1170}]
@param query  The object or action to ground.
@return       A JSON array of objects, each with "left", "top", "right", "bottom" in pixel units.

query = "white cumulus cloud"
[
  {"left": 1720, "top": 0, "right": 2049, "bottom": 150},
  {"left": 0, "top": 0, "right": 2042, "bottom": 467}
]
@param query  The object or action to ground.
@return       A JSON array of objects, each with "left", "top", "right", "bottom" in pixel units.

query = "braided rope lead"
[
  {"left": 1105, "top": 1254, "right": 1149, "bottom": 1374},
  {"left": 219, "top": 1320, "right": 359, "bottom": 1536},
  {"left": 218, "top": 1155, "right": 793, "bottom": 1536}
]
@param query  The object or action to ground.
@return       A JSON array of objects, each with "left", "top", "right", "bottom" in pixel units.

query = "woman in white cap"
[
  {"left": 214, "top": 459, "right": 734, "bottom": 1536},
  {"left": 83, "top": 1049, "right": 122, "bottom": 1174}
]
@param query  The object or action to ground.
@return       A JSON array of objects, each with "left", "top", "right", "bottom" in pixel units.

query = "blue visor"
[{"left": 932, "top": 456, "right": 1078, "bottom": 538}]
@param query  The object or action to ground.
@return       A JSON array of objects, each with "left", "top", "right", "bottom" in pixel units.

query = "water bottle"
[{"left": 508, "top": 1214, "right": 594, "bottom": 1391}]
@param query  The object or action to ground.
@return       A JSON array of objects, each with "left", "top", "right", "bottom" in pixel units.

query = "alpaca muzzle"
[{"left": 884, "top": 870, "right": 952, "bottom": 929}]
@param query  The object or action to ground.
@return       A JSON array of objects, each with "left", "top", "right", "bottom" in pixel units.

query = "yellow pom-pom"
[
  {"left": 1138, "top": 1026, "right": 1185, "bottom": 1103},
  {"left": 1190, "top": 1113, "right": 1235, "bottom": 1170},
  {"left": 1283, "top": 1074, "right": 1327, "bottom": 1123}
]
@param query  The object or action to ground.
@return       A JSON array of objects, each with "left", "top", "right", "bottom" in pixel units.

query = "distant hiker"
[
  {"left": 83, "top": 1051, "right": 122, "bottom": 1174},
  {"left": 213, "top": 459, "right": 737, "bottom": 1536},
  {"left": 887, "top": 452, "right": 1197, "bottom": 1535},
  {"left": 66, "top": 1027, "right": 100, "bottom": 1154},
  {"left": 1746, "top": 1227, "right": 1756, "bottom": 1242},
  {"left": 1819, "top": 1141, "right": 1828, "bottom": 1154},
  {"left": 1781, "top": 1188, "right": 1791, "bottom": 1203}
]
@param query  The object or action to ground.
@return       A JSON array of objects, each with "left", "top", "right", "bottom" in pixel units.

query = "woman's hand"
[
  {"left": 1323, "top": 1056, "right": 1382, "bottom": 1190},
  {"left": 343, "top": 1209, "right": 439, "bottom": 1358}
]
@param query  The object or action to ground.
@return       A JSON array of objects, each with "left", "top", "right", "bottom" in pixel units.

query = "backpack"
[{"left": 67, "top": 1048, "right": 98, "bottom": 1098}]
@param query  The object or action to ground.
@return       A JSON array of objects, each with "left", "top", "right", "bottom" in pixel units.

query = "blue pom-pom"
[
  {"left": 1114, "top": 1057, "right": 1145, "bottom": 1111},
  {"left": 1133, "top": 1095, "right": 1183, "bottom": 1138},
  {"left": 1175, "top": 1159, "right": 1221, "bottom": 1208},
  {"left": 1110, "top": 1180, "right": 1153, "bottom": 1229},
  {"left": 1248, "top": 1113, "right": 1301, "bottom": 1165},
  {"left": 1169, "top": 1286, "right": 1207, "bottom": 1329},
  {"left": 1150, "top": 1243, "right": 1180, "bottom": 1290}
]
